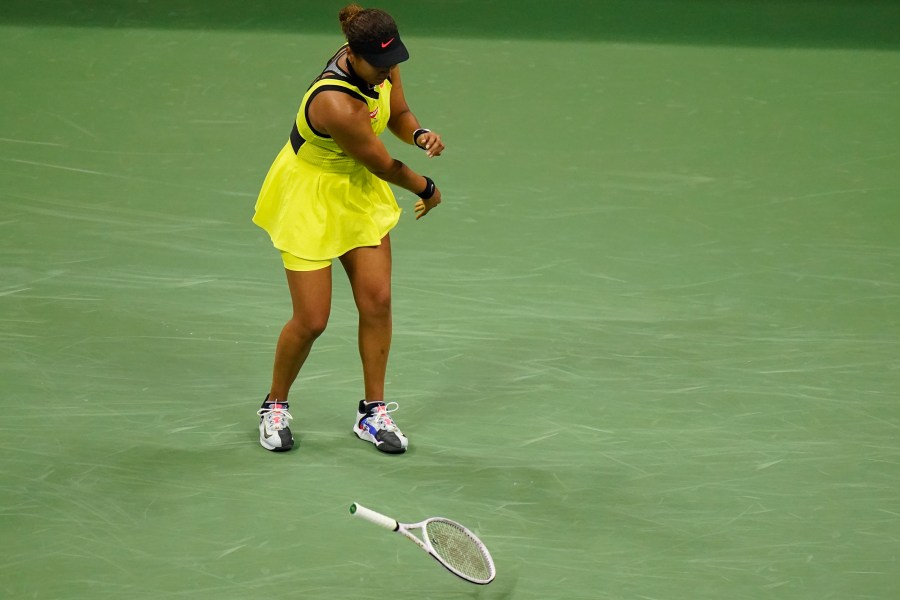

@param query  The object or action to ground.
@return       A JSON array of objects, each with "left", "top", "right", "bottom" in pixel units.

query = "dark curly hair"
[{"left": 339, "top": 4, "right": 399, "bottom": 49}]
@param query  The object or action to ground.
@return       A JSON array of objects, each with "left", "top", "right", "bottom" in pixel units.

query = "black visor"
[{"left": 350, "top": 33, "right": 410, "bottom": 68}]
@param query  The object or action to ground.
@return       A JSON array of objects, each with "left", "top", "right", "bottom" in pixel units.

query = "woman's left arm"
[{"left": 388, "top": 66, "right": 444, "bottom": 158}]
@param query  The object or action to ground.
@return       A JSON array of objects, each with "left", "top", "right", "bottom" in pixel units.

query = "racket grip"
[{"left": 350, "top": 502, "right": 399, "bottom": 531}]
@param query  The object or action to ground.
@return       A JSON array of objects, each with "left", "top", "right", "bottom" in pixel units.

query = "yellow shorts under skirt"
[
  {"left": 253, "top": 141, "right": 401, "bottom": 263},
  {"left": 280, "top": 250, "right": 331, "bottom": 271}
]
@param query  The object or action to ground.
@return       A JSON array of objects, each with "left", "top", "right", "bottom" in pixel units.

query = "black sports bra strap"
[{"left": 290, "top": 121, "right": 305, "bottom": 153}]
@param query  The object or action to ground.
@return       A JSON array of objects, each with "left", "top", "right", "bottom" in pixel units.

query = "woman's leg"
[
  {"left": 268, "top": 265, "right": 333, "bottom": 403},
  {"left": 339, "top": 235, "right": 392, "bottom": 401},
  {"left": 341, "top": 236, "right": 408, "bottom": 454}
]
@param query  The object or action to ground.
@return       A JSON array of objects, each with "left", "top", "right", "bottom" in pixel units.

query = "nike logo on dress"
[{"left": 381, "top": 38, "right": 395, "bottom": 48}]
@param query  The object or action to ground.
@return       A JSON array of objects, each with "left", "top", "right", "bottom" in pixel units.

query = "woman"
[{"left": 252, "top": 4, "right": 444, "bottom": 454}]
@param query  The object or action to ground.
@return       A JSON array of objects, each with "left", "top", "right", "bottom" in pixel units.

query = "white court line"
[{"left": 0, "top": 137, "right": 65, "bottom": 147}]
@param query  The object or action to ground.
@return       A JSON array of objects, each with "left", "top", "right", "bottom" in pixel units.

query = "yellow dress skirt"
[{"left": 252, "top": 141, "right": 401, "bottom": 263}]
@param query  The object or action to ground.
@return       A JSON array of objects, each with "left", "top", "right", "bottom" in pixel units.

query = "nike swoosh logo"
[{"left": 381, "top": 38, "right": 395, "bottom": 48}]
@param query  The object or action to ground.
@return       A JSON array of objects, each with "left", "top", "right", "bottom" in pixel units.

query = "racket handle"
[{"left": 350, "top": 502, "right": 399, "bottom": 531}]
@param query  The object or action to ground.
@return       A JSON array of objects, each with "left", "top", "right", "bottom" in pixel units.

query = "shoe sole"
[
  {"left": 259, "top": 438, "right": 294, "bottom": 452},
  {"left": 260, "top": 439, "right": 293, "bottom": 452},
  {"left": 353, "top": 427, "right": 407, "bottom": 454}
]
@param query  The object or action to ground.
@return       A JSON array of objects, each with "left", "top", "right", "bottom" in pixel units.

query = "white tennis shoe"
[
  {"left": 257, "top": 397, "right": 294, "bottom": 452},
  {"left": 353, "top": 400, "right": 408, "bottom": 454}
]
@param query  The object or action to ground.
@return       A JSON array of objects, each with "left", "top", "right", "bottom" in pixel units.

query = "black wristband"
[
  {"left": 417, "top": 176, "right": 436, "bottom": 200},
  {"left": 413, "top": 128, "right": 431, "bottom": 149}
]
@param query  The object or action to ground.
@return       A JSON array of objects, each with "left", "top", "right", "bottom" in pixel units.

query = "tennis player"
[{"left": 252, "top": 4, "right": 444, "bottom": 454}]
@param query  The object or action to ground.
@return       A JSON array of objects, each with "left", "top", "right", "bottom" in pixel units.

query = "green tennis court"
[{"left": 2, "top": 1, "right": 898, "bottom": 598}]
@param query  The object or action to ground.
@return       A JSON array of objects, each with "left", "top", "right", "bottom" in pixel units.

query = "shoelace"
[
  {"left": 369, "top": 401, "right": 400, "bottom": 432},
  {"left": 257, "top": 404, "right": 292, "bottom": 431}
]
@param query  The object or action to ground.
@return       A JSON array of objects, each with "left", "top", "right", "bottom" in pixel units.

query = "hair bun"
[{"left": 339, "top": 4, "right": 365, "bottom": 34}]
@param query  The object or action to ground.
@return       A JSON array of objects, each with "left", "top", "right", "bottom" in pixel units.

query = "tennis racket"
[{"left": 349, "top": 502, "right": 496, "bottom": 585}]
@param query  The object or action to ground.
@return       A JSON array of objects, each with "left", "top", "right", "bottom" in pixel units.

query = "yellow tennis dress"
[{"left": 252, "top": 47, "right": 401, "bottom": 263}]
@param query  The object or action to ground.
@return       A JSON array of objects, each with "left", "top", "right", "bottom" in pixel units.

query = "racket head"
[{"left": 421, "top": 517, "right": 496, "bottom": 584}]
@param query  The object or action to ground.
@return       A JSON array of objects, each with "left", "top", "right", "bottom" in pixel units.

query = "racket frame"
[{"left": 350, "top": 502, "right": 496, "bottom": 584}]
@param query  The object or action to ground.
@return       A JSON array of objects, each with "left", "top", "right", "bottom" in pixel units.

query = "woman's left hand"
[
  {"left": 414, "top": 186, "right": 442, "bottom": 220},
  {"left": 417, "top": 131, "right": 445, "bottom": 158}
]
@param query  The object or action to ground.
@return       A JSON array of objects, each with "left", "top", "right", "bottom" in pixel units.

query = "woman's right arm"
[{"left": 310, "top": 90, "right": 441, "bottom": 212}]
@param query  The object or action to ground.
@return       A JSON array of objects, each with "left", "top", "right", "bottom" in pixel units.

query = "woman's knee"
[
  {"left": 290, "top": 311, "right": 329, "bottom": 339},
  {"left": 358, "top": 286, "right": 392, "bottom": 319}
]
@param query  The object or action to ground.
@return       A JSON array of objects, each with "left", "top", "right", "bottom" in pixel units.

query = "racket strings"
[{"left": 425, "top": 520, "right": 494, "bottom": 582}]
